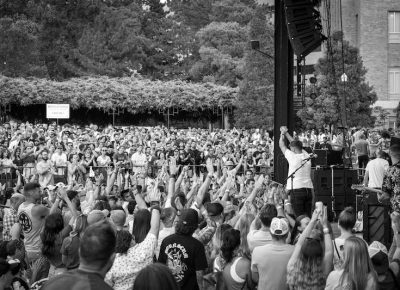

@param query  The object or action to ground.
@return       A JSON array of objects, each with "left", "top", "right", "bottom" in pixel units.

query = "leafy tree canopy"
[
  {"left": 0, "top": 75, "right": 238, "bottom": 113},
  {"left": 234, "top": 9, "right": 274, "bottom": 128}
]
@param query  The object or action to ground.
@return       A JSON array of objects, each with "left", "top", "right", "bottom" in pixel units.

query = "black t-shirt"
[
  {"left": 113, "top": 152, "right": 128, "bottom": 162},
  {"left": 158, "top": 233, "right": 208, "bottom": 290}
]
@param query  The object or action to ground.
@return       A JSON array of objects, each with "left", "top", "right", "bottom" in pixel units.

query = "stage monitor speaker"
[
  {"left": 314, "top": 149, "right": 328, "bottom": 167},
  {"left": 363, "top": 203, "right": 392, "bottom": 249},
  {"left": 391, "top": 135, "right": 400, "bottom": 146},
  {"left": 283, "top": 0, "right": 326, "bottom": 59}
]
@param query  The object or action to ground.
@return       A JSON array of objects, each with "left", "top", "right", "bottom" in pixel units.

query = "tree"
[
  {"left": 38, "top": 0, "right": 102, "bottom": 79},
  {"left": 189, "top": 22, "right": 248, "bottom": 87},
  {"left": 0, "top": 17, "right": 48, "bottom": 77},
  {"left": 234, "top": 8, "right": 274, "bottom": 128},
  {"left": 297, "top": 31, "right": 377, "bottom": 129},
  {"left": 77, "top": 3, "right": 147, "bottom": 77},
  {"left": 0, "top": 75, "right": 238, "bottom": 113}
]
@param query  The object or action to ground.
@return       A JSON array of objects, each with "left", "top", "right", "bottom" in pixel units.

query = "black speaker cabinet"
[
  {"left": 363, "top": 203, "right": 392, "bottom": 249},
  {"left": 283, "top": 0, "right": 326, "bottom": 58}
]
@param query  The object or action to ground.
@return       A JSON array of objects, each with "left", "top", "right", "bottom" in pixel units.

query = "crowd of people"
[{"left": 0, "top": 121, "right": 399, "bottom": 290}]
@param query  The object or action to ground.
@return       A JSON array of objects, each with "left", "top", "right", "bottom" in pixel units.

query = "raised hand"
[
  {"left": 254, "top": 174, "right": 265, "bottom": 189},
  {"left": 236, "top": 175, "right": 245, "bottom": 185},
  {"left": 169, "top": 157, "right": 180, "bottom": 175},
  {"left": 311, "top": 208, "right": 322, "bottom": 222},
  {"left": 321, "top": 205, "right": 329, "bottom": 228},
  {"left": 206, "top": 158, "right": 214, "bottom": 175},
  {"left": 148, "top": 186, "right": 161, "bottom": 202}
]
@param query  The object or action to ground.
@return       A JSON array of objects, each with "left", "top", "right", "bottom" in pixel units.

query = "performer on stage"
[{"left": 279, "top": 126, "right": 313, "bottom": 217}]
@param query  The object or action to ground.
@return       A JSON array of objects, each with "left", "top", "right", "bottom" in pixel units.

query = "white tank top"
[{"left": 18, "top": 203, "right": 44, "bottom": 253}]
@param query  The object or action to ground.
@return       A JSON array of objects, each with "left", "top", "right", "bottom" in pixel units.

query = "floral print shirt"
[
  {"left": 105, "top": 232, "right": 157, "bottom": 290},
  {"left": 382, "top": 162, "right": 400, "bottom": 213}
]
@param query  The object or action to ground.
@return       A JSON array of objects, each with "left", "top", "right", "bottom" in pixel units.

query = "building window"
[
  {"left": 389, "top": 68, "right": 400, "bottom": 99},
  {"left": 389, "top": 12, "right": 400, "bottom": 43}
]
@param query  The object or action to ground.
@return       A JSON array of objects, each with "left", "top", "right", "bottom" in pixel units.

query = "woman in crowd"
[
  {"left": 60, "top": 214, "right": 88, "bottom": 270},
  {"left": 11, "top": 147, "right": 23, "bottom": 171},
  {"left": 133, "top": 263, "right": 179, "bottom": 290},
  {"left": 333, "top": 207, "right": 356, "bottom": 269},
  {"left": 287, "top": 207, "right": 333, "bottom": 290},
  {"left": 105, "top": 207, "right": 160, "bottom": 290},
  {"left": 41, "top": 213, "right": 72, "bottom": 277},
  {"left": 0, "top": 150, "right": 15, "bottom": 175},
  {"left": 220, "top": 228, "right": 254, "bottom": 290},
  {"left": 155, "top": 151, "right": 168, "bottom": 168},
  {"left": 325, "top": 236, "right": 378, "bottom": 290},
  {"left": 290, "top": 215, "right": 311, "bottom": 245},
  {"left": 235, "top": 213, "right": 255, "bottom": 260},
  {"left": 21, "top": 142, "right": 38, "bottom": 179},
  {"left": 41, "top": 189, "right": 78, "bottom": 277},
  {"left": 212, "top": 224, "right": 233, "bottom": 272},
  {"left": 67, "top": 153, "right": 84, "bottom": 185}
]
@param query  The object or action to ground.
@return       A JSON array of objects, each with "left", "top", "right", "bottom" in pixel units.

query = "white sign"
[{"left": 46, "top": 104, "right": 70, "bottom": 119}]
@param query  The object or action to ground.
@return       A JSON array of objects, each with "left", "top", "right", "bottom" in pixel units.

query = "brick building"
[
  {"left": 260, "top": 0, "right": 400, "bottom": 128},
  {"left": 308, "top": 0, "right": 400, "bottom": 128},
  {"left": 333, "top": 0, "right": 400, "bottom": 128}
]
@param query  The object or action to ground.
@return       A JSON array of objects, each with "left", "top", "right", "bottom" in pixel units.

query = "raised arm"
[
  {"left": 59, "top": 188, "right": 78, "bottom": 218},
  {"left": 245, "top": 175, "right": 264, "bottom": 204},
  {"left": 174, "top": 165, "right": 185, "bottom": 192},
  {"left": 279, "top": 127, "right": 289, "bottom": 154},
  {"left": 195, "top": 158, "right": 213, "bottom": 206},
  {"left": 149, "top": 207, "right": 161, "bottom": 238},
  {"left": 321, "top": 206, "right": 333, "bottom": 277},
  {"left": 288, "top": 208, "right": 320, "bottom": 269}
]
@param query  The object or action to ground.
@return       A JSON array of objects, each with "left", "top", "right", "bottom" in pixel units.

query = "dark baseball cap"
[{"left": 179, "top": 209, "right": 198, "bottom": 227}]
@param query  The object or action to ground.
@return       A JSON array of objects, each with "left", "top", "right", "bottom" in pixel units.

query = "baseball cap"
[
  {"left": 205, "top": 202, "right": 224, "bottom": 217},
  {"left": 87, "top": 210, "right": 107, "bottom": 225},
  {"left": 179, "top": 209, "right": 198, "bottom": 228},
  {"left": 368, "top": 241, "right": 389, "bottom": 275},
  {"left": 270, "top": 217, "right": 289, "bottom": 235},
  {"left": 225, "top": 160, "right": 234, "bottom": 166},
  {"left": 110, "top": 210, "right": 126, "bottom": 227}
]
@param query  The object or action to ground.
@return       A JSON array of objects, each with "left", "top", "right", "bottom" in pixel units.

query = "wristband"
[{"left": 323, "top": 228, "right": 329, "bottom": 234}]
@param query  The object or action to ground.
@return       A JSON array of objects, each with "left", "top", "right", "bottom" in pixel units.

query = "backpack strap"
[{"left": 333, "top": 239, "right": 341, "bottom": 260}]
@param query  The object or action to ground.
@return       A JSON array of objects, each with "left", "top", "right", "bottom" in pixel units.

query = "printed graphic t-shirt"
[{"left": 158, "top": 233, "right": 207, "bottom": 290}]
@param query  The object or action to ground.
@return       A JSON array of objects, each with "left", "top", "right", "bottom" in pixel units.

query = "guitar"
[
  {"left": 351, "top": 184, "right": 386, "bottom": 195},
  {"left": 351, "top": 184, "right": 389, "bottom": 203}
]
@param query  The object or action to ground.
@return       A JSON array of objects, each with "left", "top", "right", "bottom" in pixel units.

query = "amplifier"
[{"left": 314, "top": 149, "right": 328, "bottom": 167}]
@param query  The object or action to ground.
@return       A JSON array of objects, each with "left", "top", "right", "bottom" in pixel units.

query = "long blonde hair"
[
  {"left": 339, "top": 236, "right": 377, "bottom": 290},
  {"left": 236, "top": 213, "right": 255, "bottom": 260}
]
